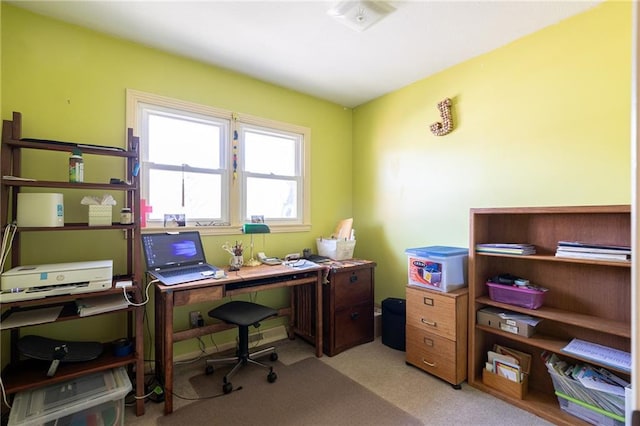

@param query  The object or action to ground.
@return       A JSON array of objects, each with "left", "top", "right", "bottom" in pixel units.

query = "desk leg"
[
  {"left": 163, "top": 290, "right": 174, "bottom": 414},
  {"left": 134, "top": 305, "right": 145, "bottom": 416},
  {"left": 315, "top": 270, "right": 323, "bottom": 357},
  {"left": 154, "top": 285, "right": 164, "bottom": 386},
  {"left": 154, "top": 286, "right": 175, "bottom": 415}
]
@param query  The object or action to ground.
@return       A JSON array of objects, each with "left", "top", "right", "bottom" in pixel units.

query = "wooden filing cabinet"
[
  {"left": 405, "top": 285, "right": 468, "bottom": 388},
  {"left": 322, "top": 261, "right": 376, "bottom": 356}
]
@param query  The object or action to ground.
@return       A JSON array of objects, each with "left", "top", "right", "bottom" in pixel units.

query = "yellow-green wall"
[
  {"left": 0, "top": 4, "right": 353, "bottom": 364},
  {"left": 352, "top": 0, "right": 632, "bottom": 303},
  {"left": 0, "top": 1, "right": 633, "bottom": 366}
]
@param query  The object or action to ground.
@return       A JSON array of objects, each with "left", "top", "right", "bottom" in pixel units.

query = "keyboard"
[{"left": 162, "top": 265, "right": 211, "bottom": 277}]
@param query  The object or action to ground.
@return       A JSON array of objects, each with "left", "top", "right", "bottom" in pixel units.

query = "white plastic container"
[
  {"left": 17, "top": 193, "right": 64, "bottom": 227},
  {"left": 316, "top": 238, "right": 356, "bottom": 260},
  {"left": 405, "top": 246, "right": 468, "bottom": 292},
  {"left": 8, "top": 367, "right": 131, "bottom": 426}
]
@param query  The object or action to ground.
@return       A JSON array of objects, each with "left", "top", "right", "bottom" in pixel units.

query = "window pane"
[
  {"left": 148, "top": 169, "right": 222, "bottom": 220},
  {"left": 244, "top": 130, "right": 296, "bottom": 176},
  {"left": 246, "top": 177, "right": 297, "bottom": 219},
  {"left": 148, "top": 114, "right": 222, "bottom": 169}
]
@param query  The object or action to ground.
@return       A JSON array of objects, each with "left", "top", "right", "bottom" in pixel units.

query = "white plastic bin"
[
  {"left": 316, "top": 238, "right": 356, "bottom": 260},
  {"left": 8, "top": 367, "right": 131, "bottom": 426}
]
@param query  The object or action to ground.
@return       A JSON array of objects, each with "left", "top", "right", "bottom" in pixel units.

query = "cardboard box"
[
  {"left": 405, "top": 246, "right": 468, "bottom": 292},
  {"left": 8, "top": 367, "right": 131, "bottom": 426},
  {"left": 89, "top": 205, "right": 113, "bottom": 226},
  {"left": 476, "top": 307, "right": 540, "bottom": 337}
]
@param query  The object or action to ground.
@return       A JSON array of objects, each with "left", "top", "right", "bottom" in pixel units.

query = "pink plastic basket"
[{"left": 486, "top": 281, "right": 546, "bottom": 309}]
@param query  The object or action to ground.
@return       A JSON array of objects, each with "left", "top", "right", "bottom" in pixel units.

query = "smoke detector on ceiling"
[{"left": 327, "top": 1, "right": 396, "bottom": 32}]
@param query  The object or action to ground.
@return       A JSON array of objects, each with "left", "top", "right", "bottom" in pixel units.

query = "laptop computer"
[{"left": 141, "top": 231, "right": 219, "bottom": 285}]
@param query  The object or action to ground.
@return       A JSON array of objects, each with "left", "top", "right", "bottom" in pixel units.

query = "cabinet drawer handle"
[
  {"left": 350, "top": 312, "right": 360, "bottom": 320},
  {"left": 423, "top": 297, "right": 434, "bottom": 306},
  {"left": 421, "top": 318, "right": 436, "bottom": 327},
  {"left": 422, "top": 359, "right": 436, "bottom": 367},
  {"left": 349, "top": 274, "right": 358, "bottom": 283},
  {"left": 423, "top": 337, "right": 434, "bottom": 347}
]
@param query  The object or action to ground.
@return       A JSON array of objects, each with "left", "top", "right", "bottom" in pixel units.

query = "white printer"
[{"left": 0, "top": 260, "right": 113, "bottom": 302}]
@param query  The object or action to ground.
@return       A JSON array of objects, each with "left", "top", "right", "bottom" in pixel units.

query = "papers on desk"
[
  {"left": 283, "top": 259, "right": 320, "bottom": 270},
  {"left": 0, "top": 306, "right": 63, "bottom": 330}
]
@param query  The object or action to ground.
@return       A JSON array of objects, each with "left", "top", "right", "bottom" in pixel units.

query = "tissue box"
[{"left": 89, "top": 205, "right": 113, "bottom": 226}]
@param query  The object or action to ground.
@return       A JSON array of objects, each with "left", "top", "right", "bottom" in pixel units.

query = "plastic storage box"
[
  {"left": 486, "top": 281, "right": 546, "bottom": 309},
  {"left": 548, "top": 367, "right": 625, "bottom": 425},
  {"left": 405, "top": 246, "right": 468, "bottom": 292},
  {"left": 8, "top": 367, "right": 132, "bottom": 426}
]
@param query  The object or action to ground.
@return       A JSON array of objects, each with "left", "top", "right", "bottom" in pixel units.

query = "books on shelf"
[
  {"left": 555, "top": 241, "right": 631, "bottom": 262},
  {"left": 76, "top": 293, "right": 130, "bottom": 317},
  {"left": 475, "top": 243, "right": 536, "bottom": 255}
]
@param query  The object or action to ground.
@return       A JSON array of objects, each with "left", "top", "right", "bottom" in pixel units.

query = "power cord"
[
  {"left": 0, "top": 223, "right": 17, "bottom": 272},
  {"left": 122, "top": 278, "right": 155, "bottom": 307}
]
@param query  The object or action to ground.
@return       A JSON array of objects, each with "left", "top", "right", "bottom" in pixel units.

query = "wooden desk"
[{"left": 153, "top": 263, "right": 324, "bottom": 414}]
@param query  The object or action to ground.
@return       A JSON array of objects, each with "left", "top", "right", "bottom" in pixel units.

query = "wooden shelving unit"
[
  {"left": 0, "top": 112, "right": 145, "bottom": 416},
  {"left": 468, "top": 205, "right": 631, "bottom": 426}
]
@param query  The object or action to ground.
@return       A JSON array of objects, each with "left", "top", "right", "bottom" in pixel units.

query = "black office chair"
[{"left": 205, "top": 300, "right": 279, "bottom": 394}]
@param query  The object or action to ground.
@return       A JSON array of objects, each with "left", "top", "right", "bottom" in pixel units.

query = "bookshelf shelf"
[{"left": 468, "top": 205, "right": 631, "bottom": 426}]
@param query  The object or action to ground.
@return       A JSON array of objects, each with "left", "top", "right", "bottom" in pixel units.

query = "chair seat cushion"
[{"left": 208, "top": 300, "right": 278, "bottom": 327}]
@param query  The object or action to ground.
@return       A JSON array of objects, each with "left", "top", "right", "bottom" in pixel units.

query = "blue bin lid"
[{"left": 405, "top": 246, "right": 468, "bottom": 257}]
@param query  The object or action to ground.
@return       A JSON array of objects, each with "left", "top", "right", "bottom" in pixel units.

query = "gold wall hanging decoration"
[{"left": 429, "top": 98, "right": 453, "bottom": 136}]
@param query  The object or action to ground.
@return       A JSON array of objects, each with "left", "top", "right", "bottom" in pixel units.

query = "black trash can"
[{"left": 381, "top": 298, "right": 406, "bottom": 351}]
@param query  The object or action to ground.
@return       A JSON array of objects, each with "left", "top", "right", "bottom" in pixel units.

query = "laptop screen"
[{"left": 142, "top": 232, "right": 207, "bottom": 271}]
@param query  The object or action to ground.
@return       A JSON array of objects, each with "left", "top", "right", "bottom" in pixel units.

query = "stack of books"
[
  {"left": 475, "top": 243, "right": 536, "bottom": 255},
  {"left": 555, "top": 241, "right": 631, "bottom": 262}
]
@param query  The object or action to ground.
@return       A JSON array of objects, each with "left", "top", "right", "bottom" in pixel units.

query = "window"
[{"left": 126, "top": 90, "right": 310, "bottom": 234}]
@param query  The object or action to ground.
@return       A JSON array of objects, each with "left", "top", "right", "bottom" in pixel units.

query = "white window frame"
[{"left": 126, "top": 89, "right": 311, "bottom": 235}]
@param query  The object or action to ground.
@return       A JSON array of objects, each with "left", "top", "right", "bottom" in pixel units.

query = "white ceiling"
[{"left": 9, "top": 1, "right": 603, "bottom": 108}]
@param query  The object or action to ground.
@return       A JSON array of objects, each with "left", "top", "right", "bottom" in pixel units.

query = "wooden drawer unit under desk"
[
  {"left": 323, "top": 262, "right": 375, "bottom": 356},
  {"left": 405, "top": 286, "right": 468, "bottom": 388}
]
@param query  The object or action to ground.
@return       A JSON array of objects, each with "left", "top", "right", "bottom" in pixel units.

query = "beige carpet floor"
[
  {"left": 124, "top": 337, "right": 554, "bottom": 425},
  {"left": 158, "top": 356, "right": 423, "bottom": 425}
]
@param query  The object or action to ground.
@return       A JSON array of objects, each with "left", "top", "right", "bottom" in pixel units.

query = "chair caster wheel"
[
  {"left": 267, "top": 371, "right": 277, "bottom": 383},
  {"left": 223, "top": 382, "right": 233, "bottom": 394},
  {"left": 270, "top": 352, "right": 278, "bottom": 362},
  {"left": 205, "top": 365, "right": 214, "bottom": 375}
]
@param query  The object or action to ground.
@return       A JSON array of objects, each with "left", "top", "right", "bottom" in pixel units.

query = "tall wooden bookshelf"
[
  {"left": 0, "top": 112, "right": 145, "bottom": 416},
  {"left": 468, "top": 205, "right": 631, "bottom": 426}
]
